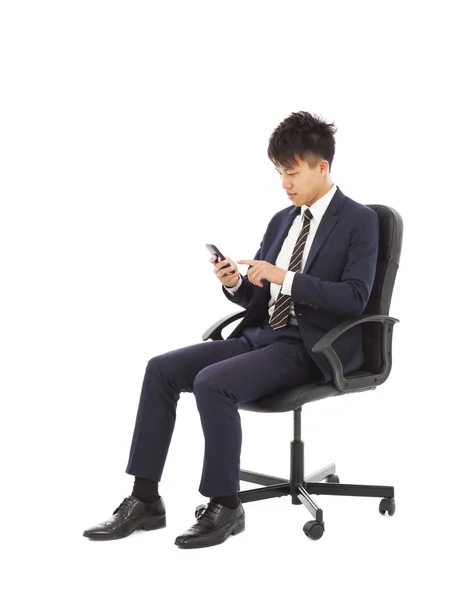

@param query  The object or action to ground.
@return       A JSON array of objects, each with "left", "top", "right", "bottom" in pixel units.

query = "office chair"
[{"left": 196, "top": 204, "right": 402, "bottom": 540}]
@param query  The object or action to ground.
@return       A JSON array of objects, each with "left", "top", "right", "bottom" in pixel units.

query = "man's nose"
[{"left": 278, "top": 172, "right": 293, "bottom": 191}]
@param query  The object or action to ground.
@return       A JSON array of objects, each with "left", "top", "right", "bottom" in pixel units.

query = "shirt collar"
[{"left": 301, "top": 183, "right": 337, "bottom": 222}]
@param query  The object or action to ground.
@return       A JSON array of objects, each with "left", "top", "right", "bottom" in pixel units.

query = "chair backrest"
[{"left": 362, "top": 205, "right": 403, "bottom": 374}]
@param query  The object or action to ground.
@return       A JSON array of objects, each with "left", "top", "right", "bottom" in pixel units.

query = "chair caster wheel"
[
  {"left": 325, "top": 474, "right": 340, "bottom": 483},
  {"left": 195, "top": 504, "right": 206, "bottom": 519},
  {"left": 379, "top": 497, "right": 395, "bottom": 516},
  {"left": 303, "top": 520, "right": 325, "bottom": 540}
]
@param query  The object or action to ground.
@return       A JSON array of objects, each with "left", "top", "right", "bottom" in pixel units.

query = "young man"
[{"left": 83, "top": 111, "right": 379, "bottom": 549}]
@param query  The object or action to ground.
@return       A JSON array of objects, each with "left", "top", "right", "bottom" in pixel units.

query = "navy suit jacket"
[{"left": 222, "top": 186, "right": 379, "bottom": 384}]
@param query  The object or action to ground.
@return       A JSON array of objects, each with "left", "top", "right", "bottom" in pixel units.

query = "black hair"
[{"left": 267, "top": 111, "right": 337, "bottom": 171}]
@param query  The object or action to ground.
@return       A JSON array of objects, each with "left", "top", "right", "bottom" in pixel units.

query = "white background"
[{"left": 1, "top": 1, "right": 462, "bottom": 598}]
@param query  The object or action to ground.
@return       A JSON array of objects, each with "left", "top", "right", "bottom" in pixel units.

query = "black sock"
[
  {"left": 211, "top": 494, "right": 240, "bottom": 509},
  {"left": 132, "top": 476, "right": 160, "bottom": 503}
]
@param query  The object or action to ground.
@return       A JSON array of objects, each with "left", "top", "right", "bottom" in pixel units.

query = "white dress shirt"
[{"left": 224, "top": 184, "right": 338, "bottom": 324}]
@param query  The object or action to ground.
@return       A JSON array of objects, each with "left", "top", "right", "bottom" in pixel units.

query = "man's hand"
[
  {"left": 210, "top": 254, "right": 241, "bottom": 288},
  {"left": 237, "top": 260, "right": 287, "bottom": 288}
]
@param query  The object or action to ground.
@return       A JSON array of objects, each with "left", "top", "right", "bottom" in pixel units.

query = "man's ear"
[{"left": 319, "top": 159, "right": 330, "bottom": 175}]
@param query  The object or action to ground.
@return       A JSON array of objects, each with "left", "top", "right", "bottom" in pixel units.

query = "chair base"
[
  {"left": 238, "top": 464, "right": 394, "bottom": 523},
  {"left": 237, "top": 409, "right": 395, "bottom": 536}
]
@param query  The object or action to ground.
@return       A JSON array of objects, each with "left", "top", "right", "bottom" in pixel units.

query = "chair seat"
[{"left": 239, "top": 370, "right": 374, "bottom": 413}]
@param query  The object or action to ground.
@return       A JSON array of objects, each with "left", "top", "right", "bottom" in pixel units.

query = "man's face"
[{"left": 274, "top": 155, "right": 330, "bottom": 207}]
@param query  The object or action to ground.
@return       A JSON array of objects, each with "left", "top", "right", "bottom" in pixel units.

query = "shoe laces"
[
  {"left": 196, "top": 501, "right": 221, "bottom": 525},
  {"left": 113, "top": 495, "right": 135, "bottom": 515}
]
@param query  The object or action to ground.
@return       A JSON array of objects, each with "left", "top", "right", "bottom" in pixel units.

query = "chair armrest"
[
  {"left": 202, "top": 310, "right": 248, "bottom": 341},
  {"left": 202, "top": 311, "right": 400, "bottom": 393},
  {"left": 312, "top": 314, "right": 400, "bottom": 392}
]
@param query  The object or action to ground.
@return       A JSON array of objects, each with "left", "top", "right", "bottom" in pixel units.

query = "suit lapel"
[
  {"left": 264, "top": 187, "right": 345, "bottom": 275},
  {"left": 302, "top": 189, "right": 344, "bottom": 273},
  {"left": 263, "top": 207, "right": 300, "bottom": 266}
]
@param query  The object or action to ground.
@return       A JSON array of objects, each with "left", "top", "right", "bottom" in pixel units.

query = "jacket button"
[
  {"left": 308, "top": 303, "right": 313, "bottom": 308},
  {"left": 297, "top": 312, "right": 302, "bottom": 316}
]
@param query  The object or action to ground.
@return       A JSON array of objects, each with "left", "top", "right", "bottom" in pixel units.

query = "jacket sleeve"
[
  {"left": 291, "top": 209, "right": 379, "bottom": 316},
  {"left": 222, "top": 275, "right": 243, "bottom": 295},
  {"left": 221, "top": 240, "right": 263, "bottom": 309}
]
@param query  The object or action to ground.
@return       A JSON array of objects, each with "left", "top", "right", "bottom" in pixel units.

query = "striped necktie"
[{"left": 269, "top": 206, "right": 313, "bottom": 330}]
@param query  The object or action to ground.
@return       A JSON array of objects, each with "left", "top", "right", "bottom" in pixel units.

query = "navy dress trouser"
[{"left": 125, "top": 320, "right": 323, "bottom": 498}]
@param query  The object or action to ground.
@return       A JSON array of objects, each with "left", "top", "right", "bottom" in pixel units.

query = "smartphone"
[{"left": 205, "top": 243, "right": 236, "bottom": 274}]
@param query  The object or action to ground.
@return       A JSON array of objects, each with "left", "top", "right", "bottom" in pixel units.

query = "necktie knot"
[{"left": 303, "top": 207, "right": 313, "bottom": 221}]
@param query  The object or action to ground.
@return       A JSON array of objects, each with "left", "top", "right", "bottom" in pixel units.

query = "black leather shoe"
[
  {"left": 174, "top": 500, "right": 245, "bottom": 549},
  {"left": 83, "top": 495, "right": 166, "bottom": 541}
]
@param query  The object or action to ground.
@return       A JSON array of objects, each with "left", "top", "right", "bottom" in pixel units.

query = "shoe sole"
[
  {"left": 83, "top": 515, "right": 166, "bottom": 541},
  {"left": 174, "top": 517, "right": 245, "bottom": 549}
]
